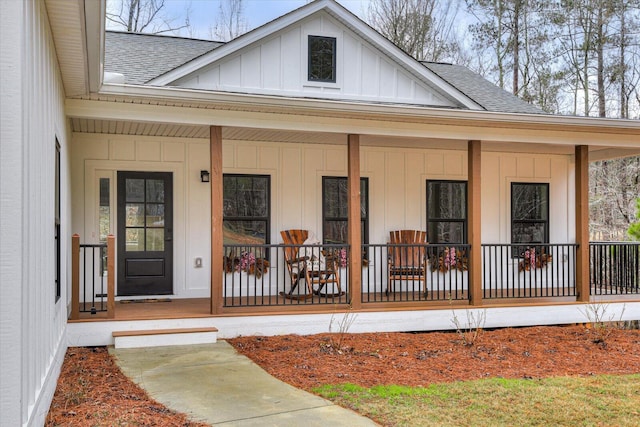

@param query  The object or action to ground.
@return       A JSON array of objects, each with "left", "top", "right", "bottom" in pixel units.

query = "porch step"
[{"left": 112, "top": 327, "right": 218, "bottom": 349}]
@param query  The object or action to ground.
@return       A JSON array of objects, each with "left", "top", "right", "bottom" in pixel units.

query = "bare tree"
[
  {"left": 210, "top": 0, "right": 248, "bottom": 42},
  {"left": 106, "top": 0, "right": 190, "bottom": 34},
  {"left": 368, "top": 0, "right": 463, "bottom": 63},
  {"left": 590, "top": 156, "right": 640, "bottom": 240}
]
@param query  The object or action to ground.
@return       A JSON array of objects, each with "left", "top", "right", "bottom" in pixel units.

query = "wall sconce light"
[{"left": 200, "top": 170, "right": 210, "bottom": 183}]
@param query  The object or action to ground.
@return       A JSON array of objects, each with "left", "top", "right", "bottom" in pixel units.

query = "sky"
[{"left": 111, "top": 0, "right": 373, "bottom": 40}]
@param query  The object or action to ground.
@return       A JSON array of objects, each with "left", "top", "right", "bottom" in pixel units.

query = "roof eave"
[{"left": 96, "top": 82, "right": 640, "bottom": 134}]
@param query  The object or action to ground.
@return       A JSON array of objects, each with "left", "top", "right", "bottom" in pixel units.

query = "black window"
[
  {"left": 308, "top": 35, "right": 336, "bottom": 83},
  {"left": 55, "top": 139, "right": 61, "bottom": 302},
  {"left": 511, "top": 182, "right": 549, "bottom": 249},
  {"left": 427, "top": 180, "right": 467, "bottom": 244},
  {"left": 322, "top": 177, "right": 368, "bottom": 244},
  {"left": 223, "top": 174, "right": 270, "bottom": 250}
]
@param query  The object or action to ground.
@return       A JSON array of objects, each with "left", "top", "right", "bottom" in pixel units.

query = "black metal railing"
[
  {"left": 79, "top": 243, "right": 108, "bottom": 314},
  {"left": 222, "top": 243, "right": 349, "bottom": 307},
  {"left": 362, "top": 243, "right": 471, "bottom": 303},
  {"left": 481, "top": 243, "right": 577, "bottom": 299},
  {"left": 590, "top": 242, "right": 640, "bottom": 295}
]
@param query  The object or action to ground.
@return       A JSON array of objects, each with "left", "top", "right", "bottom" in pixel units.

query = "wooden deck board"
[{"left": 75, "top": 298, "right": 213, "bottom": 321}]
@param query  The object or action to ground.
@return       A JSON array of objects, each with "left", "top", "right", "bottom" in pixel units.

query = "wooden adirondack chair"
[
  {"left": 387, "top": 230, "right": 428, "bottom": 296},
  {"left": 280, "top": 229, "right": 343, "bottom": 299}
]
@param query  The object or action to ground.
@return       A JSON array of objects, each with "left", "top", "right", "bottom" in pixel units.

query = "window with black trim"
[
  {"left": 55, "top": 139, "right": 61, "bottom": 302},
  {"left": 511, "top": 182, "right": 549, "bottom": 249},
  {"left": 308, "top": 35, "right": 336, "bottom": 83},
  {"left": 223, "top": 174, "right": 270, "bottom": 249},
  {"left": 427, "top": 180, "right": 467, "bottom": 244},
  {"left": 322, "top": 177, "right": 368, "bottom": 244}
]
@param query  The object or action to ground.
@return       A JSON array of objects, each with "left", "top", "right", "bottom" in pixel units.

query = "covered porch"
[{"left": 67, "top": 94, "right": 640, "bottom": 326}]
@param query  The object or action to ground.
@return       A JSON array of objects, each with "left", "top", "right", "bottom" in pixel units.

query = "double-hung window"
[
  {"left": 322, "top": 177, "right": 368, "bottom": 244},
  {"left": 511, "top": 182, "right": 549, "bottom": 253},
  {"left": 426, "top": 180, "right": 467, "bottom": 244},
  {"left": 223, "top": 174, "right": 270, "bottom": 256}
]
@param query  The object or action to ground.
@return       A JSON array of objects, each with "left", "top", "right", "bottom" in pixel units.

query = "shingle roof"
[
  {"left": 104, "top": 31, "right": 544, "bottom": 114},
  {"left": 105, "top": 31, "right": 222, "bottom": 85},
  {"left": 423, "top": 62, "right": 545, "bottom": 114}
]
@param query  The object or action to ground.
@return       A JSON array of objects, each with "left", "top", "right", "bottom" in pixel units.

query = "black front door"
[{"left": 117, "top": 171, "right": 173, "bottom": 296}]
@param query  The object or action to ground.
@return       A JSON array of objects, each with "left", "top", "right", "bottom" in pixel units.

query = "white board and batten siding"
[
  {"left": 173, "top": 12, "right": 457, "bottom": 107},
  {"left": 73, "top": 133, "right": 575, "bottom": 300},
  {"left": 0, "top": 1, "right": 70, "bottom": 426}
]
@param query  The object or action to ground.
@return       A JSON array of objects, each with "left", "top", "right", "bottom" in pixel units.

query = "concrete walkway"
[{"left": 110, "top": 342, "right": 378, "bottom": 426}]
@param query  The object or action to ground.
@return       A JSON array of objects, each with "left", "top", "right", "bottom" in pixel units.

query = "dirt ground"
[{"left": 46, "top": 325, "right": 640, "bottom": 426}]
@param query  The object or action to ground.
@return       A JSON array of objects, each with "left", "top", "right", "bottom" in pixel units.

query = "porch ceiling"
[{"left": 70, "top": 117, "right": 640, "bottom": 158}]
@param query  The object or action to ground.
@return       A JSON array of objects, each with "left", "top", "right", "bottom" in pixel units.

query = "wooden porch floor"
[{"left": 73, "top": 298, "right": 213, "bottom": 322}]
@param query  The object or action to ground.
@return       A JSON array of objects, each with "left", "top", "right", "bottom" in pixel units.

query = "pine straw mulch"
[
  {"left": 228, "top": 325, "right": 640, "bottom": 390},
  {"left": 46, "top": 325, "right": 640, "bottom": 426},
  {"left": 45, "top": 346, "right": 208, "bottom": 427}
]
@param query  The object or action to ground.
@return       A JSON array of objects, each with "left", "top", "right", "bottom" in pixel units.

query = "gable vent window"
[{"left": 308, "top": 35, "right": 336, "bottom": 83}]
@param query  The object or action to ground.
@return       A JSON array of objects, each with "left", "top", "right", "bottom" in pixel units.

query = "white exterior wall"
[
  {"left": 174, "top": 12, "right": 457, "bottom": 107},
  {"left": 72, "top": 133, "right": 575, "bottom": 298},
  {"left": 0, "top": 1, "right": 70, "bottom": 426}
]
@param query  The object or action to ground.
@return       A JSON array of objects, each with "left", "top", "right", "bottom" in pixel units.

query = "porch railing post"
[
  {"left": 106, "top": 234, "right": 115, "bottom": 318},
  {"left": 468, "top": 140, "right": 483, "bottom": 306},
  {"left": 70, "top": 234, "right": 80, "bottom": 320},
  {"left": 348, "top": 134, "right": 362, "bottom": 309},
  {"left": 575, "top": 145, "right": 590, "bottom": 302}
]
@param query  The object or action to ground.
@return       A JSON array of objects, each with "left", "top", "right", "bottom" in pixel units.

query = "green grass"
[{"left": 313, "top": 374, "right": 640, "bottom": 426}]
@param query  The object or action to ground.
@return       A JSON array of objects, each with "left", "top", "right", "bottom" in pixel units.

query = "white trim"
[
  {"left": 66, "top": 302, "right": 640, "bottom": 345},
  {"left": 84, "top": 160, "right": 185, "bottom": 298},
  {"left": 90, "top": 85, "right": 640, "bottom": 136}
]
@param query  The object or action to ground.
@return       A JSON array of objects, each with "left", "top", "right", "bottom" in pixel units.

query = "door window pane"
[
  {"left": 146, "top": 228, "right": 165, "bottom": 251},
  {"left": 126, "top": 203, "right": 145, "bottom": 226},
  {"left": 126, "top": 228, "right": 144, "bottom": 252},
  {"left": 146, "top": 204, "right": 165, "bottom": 227},
  {"left": 125, "top": 179, "right": 145, "bottom": 202},
  {"left": 99, "top": 178, "right": 110, "bottom": 242},
  {"left": 146, "top": 179, "right": 165, "bottom": 203}
]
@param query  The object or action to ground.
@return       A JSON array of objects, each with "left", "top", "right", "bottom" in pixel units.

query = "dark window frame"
[
  {"left": 322, "top": 176, "right": 369, "bottom": 245},
  {"left": 223, "top": 174, "right": 271, "bottom": 246},
  {"left": 55, "top": 139, "right": 61, "bottom": 302},
  {"left": 510, "top": 182, "right": 550, "bottom": 257},
  {"left": 308, "top": 35, "right": 337, "bottom": 83},
  {"left": 426, "top": 180, "right": 468, "bottom": 244}
]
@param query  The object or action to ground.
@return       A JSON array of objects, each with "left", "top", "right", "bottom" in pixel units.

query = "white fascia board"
[
  {"left": 146, "top": 0, "right": 482, "bottom": 111},
  {"left": 66, "top": 88, "right": 639, "bottom": 149},
  {"left": 84, "top": 0, "right": 105, "bottom": 93},
  {"left": 94, "top": 83, "right": 640, "bottom": 136},
  {"left": 148, "top": 0, "right": 331, "bottom": 86}
]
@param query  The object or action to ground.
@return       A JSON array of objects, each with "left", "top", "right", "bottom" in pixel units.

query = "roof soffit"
[
  {"left": 146, "top": 0, "right": 482, "bottom": 110},
  {"left": 45, "top": 0, "right": 104, "bottom": 96}
]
